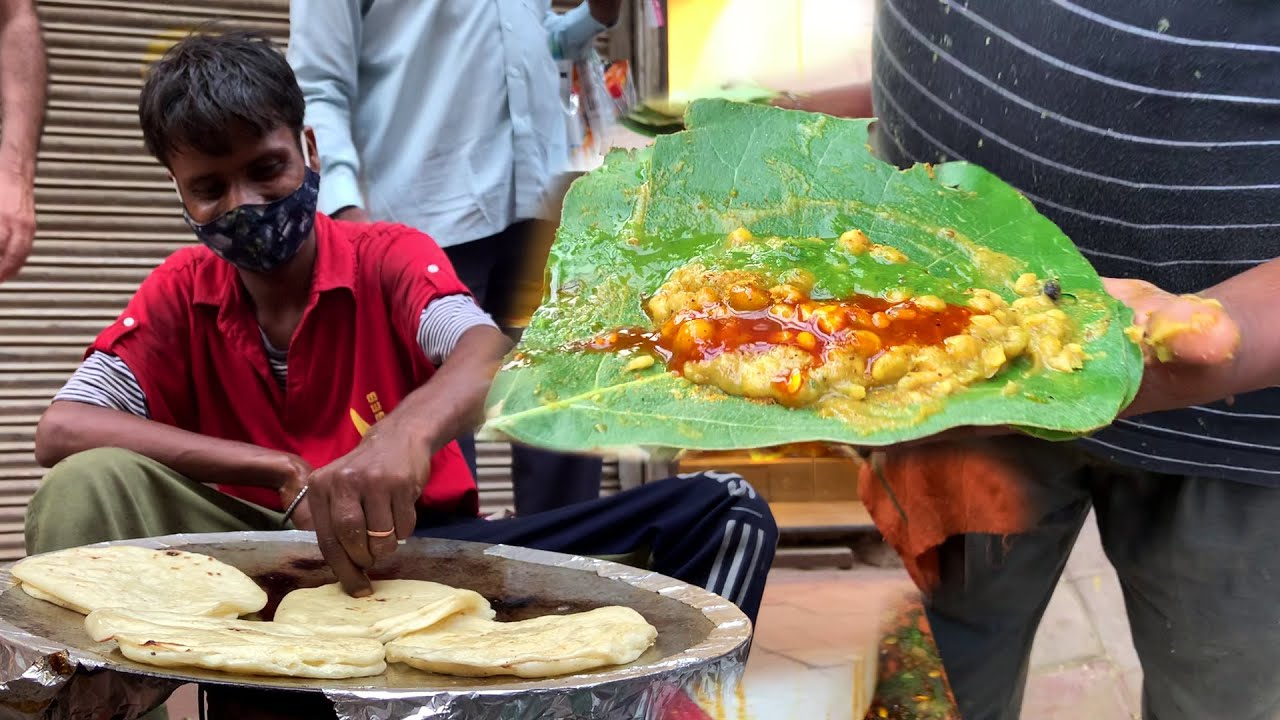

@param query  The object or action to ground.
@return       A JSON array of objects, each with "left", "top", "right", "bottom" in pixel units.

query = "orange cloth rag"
[{"left": 857, "top": 440, "right": 1039, "bottom": 593}]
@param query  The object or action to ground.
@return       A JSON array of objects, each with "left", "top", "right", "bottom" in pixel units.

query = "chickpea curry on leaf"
[
  {"left": 589, "top": 230, "right": 1082, "bottom": 414},
  {"left": 482, "top": 100, "right": 1143, "bottom": 454}
]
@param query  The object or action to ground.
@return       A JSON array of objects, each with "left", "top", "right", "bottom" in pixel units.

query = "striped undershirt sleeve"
[
  {"left": 53, "top": 351, "right": 150, "bottom": 418},
  {"left": 417, "top": 294, "right": 498, "bottom": 366},
  {"left": 54, "top": 299, "right": 492, "bottom": 416}
]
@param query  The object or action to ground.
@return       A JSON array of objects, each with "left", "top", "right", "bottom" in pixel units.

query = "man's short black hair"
[{"left": 139, "top": 27, "right": 305, "bottom": 166}]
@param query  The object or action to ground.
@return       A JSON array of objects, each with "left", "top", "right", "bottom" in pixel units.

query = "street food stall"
[
  {"left": 0, "top": 533, "right": 958, "bottom": 719},
  {"left": 0, "top": 533, "right": 751, "bottom": 718},
  {"left": 2, "top": 2, "right": 1123, "bottom": 719},
  {"left": 0, "top": 0, "right": 667, "bottom": 564}
]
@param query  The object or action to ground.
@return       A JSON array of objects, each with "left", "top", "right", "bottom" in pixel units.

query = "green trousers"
[
  {"left": 25, "top": 448, "right": 290, "bottom": 555},
  {"left": 25, "top": 448, "right": 298, "bottom": 720}
]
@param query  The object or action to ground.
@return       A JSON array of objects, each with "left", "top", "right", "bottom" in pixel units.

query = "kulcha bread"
[
  {"left": 385, "top": 606, "right": 659, "bottom": 678},
  {"left": 18, "top": 582, "right": 75, "bottom": 607},
  {"left": 17, "top": 545, "right": 661, "bottom": 681},
  {"left": 275, "top": 579, "right": 497, "bottom": 643},
  {"left": 13, "top": 545, "right": 267, "bottom": 617},
  {"left": 86, "top": 608, "right": 387, "bottom": 679}
]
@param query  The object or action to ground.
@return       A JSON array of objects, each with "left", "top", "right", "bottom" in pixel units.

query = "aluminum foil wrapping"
[{"left": 0, "top": 531, "right": 750, "bottom": 720}]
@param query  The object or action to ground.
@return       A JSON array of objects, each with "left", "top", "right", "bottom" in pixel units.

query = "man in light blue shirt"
[{"left": 288, "top": 0, "right": 622, "bottom": 515}]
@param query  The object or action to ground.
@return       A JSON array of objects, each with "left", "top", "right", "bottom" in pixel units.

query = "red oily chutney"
[{"left": 586, "top": 292, "right": 973, "bottom": 404}]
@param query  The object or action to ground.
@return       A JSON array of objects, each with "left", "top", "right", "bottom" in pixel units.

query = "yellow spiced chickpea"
[
  {"left": 871, "top": 349, "right": 911, "bottom": 383},
  {"left": 728, "top": 284, "right": 769, "bottom": 311},
  {"left": 870, "top": 245, "right": 909, "bottom": 264},
  {"left": 916, "top": 295, "right": 946, "bottom": 312},
  {"left": 1014, "top": 272, "right": 1041, "bottom": 296},
  {"left": 839, "top": 229, "right": 871, "bottom": 254},
  {"left": 943, "top": 334, "right": 981, "bottom": 360},
  {"left": 673, "top": 319, "right": 717, "bottom": 356}
]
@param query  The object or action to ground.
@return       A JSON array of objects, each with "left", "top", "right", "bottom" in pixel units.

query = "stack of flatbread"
[
  {"left": 12, "top": 545, "right": 385, "bottom": 679},
  {"left": 84, "top": 609, "right": 388, "bottom": 679},
  {"left": 385, "top": 606, "right": 659, "bottom": 678},
  {"left": 10, "top": 545, "right": 658, "bottom": 682},
  {"left": 273, "top": 579, "right": 496, "bottom": 643},
  {"left": 12, "top": 545, "right": 267, "bottom": 617}
]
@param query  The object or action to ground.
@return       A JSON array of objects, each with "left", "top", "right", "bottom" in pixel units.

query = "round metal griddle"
[{"left": 0, "top": 531, "right": 750, "bottom": 719}]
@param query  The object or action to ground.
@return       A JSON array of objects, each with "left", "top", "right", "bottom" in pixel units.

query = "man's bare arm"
[
  {"left": 35, "top": 401, "right": 306, "bottom": 490},
  {"left": 0, "top": 0, "right": 46, "bottom": 281},
  {"left": 303, "top": 325, "right": 512, "bottom": 595},
  {"left": 587, "top": 0, "right": 623, "bottom": 27},
  {"left": 1200, "top": 258, "right": 1280, "bottom": 394},
  {"left": 773, "top": 82, "right": 874, "bottom": 119},
  {"left": 0, "top": 0, "right": 43, "bottom": 175}
]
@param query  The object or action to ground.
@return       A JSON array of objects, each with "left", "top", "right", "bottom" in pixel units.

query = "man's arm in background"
[
  {"left": 772, "top": 81, "right": 874, "bottom": 119},
  {"left": 544, "top": 0, "right": 622, "bottom": 59},
  {"left": 287, "top": 0, "right": 370, "bottom": 222},
  {"left": 0, "top": 0, "right": 46, "bottom": 282},
  {"left": 586, "top": 0, "right": 623, "bottom": 27}
]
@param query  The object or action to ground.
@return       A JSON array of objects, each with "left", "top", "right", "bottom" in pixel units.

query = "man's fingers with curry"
[{"left": 1102, "top": 278, "right": 1240, "bottom": 366}]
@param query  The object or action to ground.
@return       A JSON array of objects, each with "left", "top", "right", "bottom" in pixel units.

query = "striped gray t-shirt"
[
  {"left": 55, "top": 294, "right": 495, "bottom": 417},
  {"left": 873, "top": 0, "right": 1280, "bottom": 485}
]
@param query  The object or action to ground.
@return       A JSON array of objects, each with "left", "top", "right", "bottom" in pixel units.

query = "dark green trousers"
[{"left": 26, "top": 448, "right": 289, "bottom": 555}]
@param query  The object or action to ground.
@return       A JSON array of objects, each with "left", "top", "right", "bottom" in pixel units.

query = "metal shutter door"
[
  {"left": 1, "top": 0, "right": 295, "bottom": 561},
  {"left": 0, "top": 1, "right": 618, "bottom": 560}
]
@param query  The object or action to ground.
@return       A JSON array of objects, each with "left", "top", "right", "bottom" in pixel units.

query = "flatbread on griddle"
[
  {"left": 385, "top": 606, "right": 658, "bottom": 678},
  {"left": 86, "top": 608, "right": 386, "bottom": 679},
  {"left": 275, "top": 579, "right": 495, "bottom": 643},
  {"left": 19, "top": 582, "right": 75, "bottom": 607},
  {"left": 13, "top": 545, "right": 266, "bottom": 617}
]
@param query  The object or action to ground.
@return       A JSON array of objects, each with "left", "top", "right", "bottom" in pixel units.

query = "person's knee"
[
  {"left": 26, "top": 449, "right": 152, "bottom": 539},
  {"left": 37, "top": 448, "right": 150, "bottom": 494},
  {"left": 678, "top": 470, "right": 778, "bottom": 536}
]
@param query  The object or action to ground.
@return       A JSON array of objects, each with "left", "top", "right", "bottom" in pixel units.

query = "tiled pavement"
[
  {"left": 1025, "top": 511, "right": 1142, "bottom": 720},
  {"left": 166, "top": 512, "right": 1137, "bottom": 719},
  {"left": 738, "top": 565, "right": 908, "bottom": 719}
]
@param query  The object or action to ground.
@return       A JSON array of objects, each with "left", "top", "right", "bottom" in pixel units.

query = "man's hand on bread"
[{"left": 303, "top": 426, "right": 429, "bottom": 598}]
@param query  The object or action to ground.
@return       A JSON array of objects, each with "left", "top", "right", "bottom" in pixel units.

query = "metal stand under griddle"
[{"left": 0, "top": 531, "right": 751, "bottom": 720}]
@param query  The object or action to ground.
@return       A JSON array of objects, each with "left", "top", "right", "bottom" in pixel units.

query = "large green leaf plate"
[{"left": 483, "top": 100, "right": 1142, "bottom": 453}]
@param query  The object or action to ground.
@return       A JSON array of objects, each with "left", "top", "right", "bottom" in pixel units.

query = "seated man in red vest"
[{"left": 24, "top": 29, "right": 776, "bottom": 627}]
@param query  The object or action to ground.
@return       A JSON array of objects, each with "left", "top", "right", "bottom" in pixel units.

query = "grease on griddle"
[
  {"left": 251, "top": 559, "right": 331, "bottom": 619},
  {"left": 251, "top": 571, "right": 300, "bottom": 621},
  {"left": 490, "top": 595, "right": 600, "bottom": 622},
  {"left": 367, "top": 567, "right": 401, "bottom": 582},
  {"left": 489, "top": 595, "right": 534, "bottom": 613}
]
